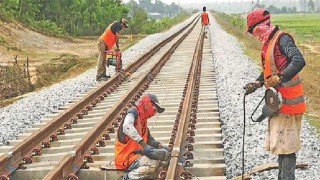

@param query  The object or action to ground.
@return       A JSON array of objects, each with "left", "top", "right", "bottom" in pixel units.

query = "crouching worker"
[{"left": 114, "top": 93, "right": 170, "bottom": 180}]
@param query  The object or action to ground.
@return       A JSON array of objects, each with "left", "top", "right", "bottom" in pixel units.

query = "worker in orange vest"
[
  {"left": 114, "top": 94, "right": 170, "bottom": 180},
  {"left": 244, "top": 8, "right": 306, "bottom": 179},
  {"left": 96, "top": 18, "right": 128, "bottom": 81},
  {"left": 201, "top": 6, "right": 210, "bottom": 37}
]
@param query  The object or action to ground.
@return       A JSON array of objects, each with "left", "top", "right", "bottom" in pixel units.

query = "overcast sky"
[
  {"left": 158, "top": 0, "right": 231, "bottom": 4},
  {"left": 124, "top": 0, "right": 243, "bottom": 5}
]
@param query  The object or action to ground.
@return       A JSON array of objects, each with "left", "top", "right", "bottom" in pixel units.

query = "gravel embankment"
[
  {"left": 1, "top": 14, "right": 319, "bottom": 180},
  {"left": 0, "top": 14, "right": 197, "bottom": 146},
  {"left": 208, "top": 15, "right": 320, "bottom": 179}
]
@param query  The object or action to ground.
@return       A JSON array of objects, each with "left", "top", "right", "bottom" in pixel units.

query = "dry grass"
[
  {"left": 33, "top": 37, "right": 142, "bottom": 88},
  {"left": 0, "top": 36, "right": 143, "bottom": 107},
  {"left": 299, "top": 51, "right": 320, "bottom": 134}
]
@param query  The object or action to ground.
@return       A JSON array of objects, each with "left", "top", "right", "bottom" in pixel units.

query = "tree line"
[
  {"left": 138, "top": 0, "right": 180, "bottom": 17},
  {"left": 0, "top": 0, "right": 187, "bottom": 36},
  {"left": 0, "top": 0, "right": 128, "bottom": 36}
]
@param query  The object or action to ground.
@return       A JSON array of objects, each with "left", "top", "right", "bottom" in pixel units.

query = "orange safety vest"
[
  {"left": 201, "top": 12, "right": 209, "bottom": 25},
  {"left": 114, "top": 112, "right": 148, "bottom": 169},
  {"left": 263, "top": 31, "right": 306, "bottom": 114},
  {"left": 99, "top": 21, "right": 118, "bottom": 50}
]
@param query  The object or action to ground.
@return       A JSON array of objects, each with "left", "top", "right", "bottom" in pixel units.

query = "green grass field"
[
  {"left": 271, "top": 13, "right": 320, "bottom": 43},
  {"left": 214, "top": 12, "right": 320, "bottom": 135}
]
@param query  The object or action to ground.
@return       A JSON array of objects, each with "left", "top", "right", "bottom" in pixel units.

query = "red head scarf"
[{"left": 136, "top": 95, "right": 155, "bottom": 122}]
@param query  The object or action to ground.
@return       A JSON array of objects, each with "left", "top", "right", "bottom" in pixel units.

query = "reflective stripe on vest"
[
  {"left": 281, "top": 76, "right": 301, "bottom": 87},
  {"left": 263, "top": 30, "right": 306, "bottom": 114},
  {"left": 283, "top": 95, "right": 305, "bottom": 105}
]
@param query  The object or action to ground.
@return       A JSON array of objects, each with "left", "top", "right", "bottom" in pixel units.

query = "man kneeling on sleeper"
[{"left": 114, "top": 93, "right": 170, "bottom": 180}]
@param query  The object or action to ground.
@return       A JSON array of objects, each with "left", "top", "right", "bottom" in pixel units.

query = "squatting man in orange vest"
[
  {"left": 96, "top": 18, "right": 128, "bottom": 81},
  {"left": 244, "top": 8, "right": 306, "bottom": 179},
  {"left": 114, "top": 94, "right": 171, "bottom": 180},
  {"left": 201, "top": 6, "right": 210, "bottom": 37}
]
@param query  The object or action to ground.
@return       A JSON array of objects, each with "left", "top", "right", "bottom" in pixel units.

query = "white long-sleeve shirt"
[{"left": 122, "top": 113, "right": 143, "bottom": 143}]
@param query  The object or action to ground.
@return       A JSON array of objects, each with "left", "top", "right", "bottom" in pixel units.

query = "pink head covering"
[{"left": 252, "top": 19, "right": 275, "bottom": 44}]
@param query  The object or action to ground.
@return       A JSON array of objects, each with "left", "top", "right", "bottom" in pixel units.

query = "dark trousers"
[{"left": 278, "top": 153, "right": 296, "bottom": 180}]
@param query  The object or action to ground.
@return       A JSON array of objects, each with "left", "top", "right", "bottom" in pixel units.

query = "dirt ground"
[
  {"left": 0, "top": 20, "right": 97, "bottom": 83},
  {"left": 0, "top": 20, "right": 96, "bottom": 60}
]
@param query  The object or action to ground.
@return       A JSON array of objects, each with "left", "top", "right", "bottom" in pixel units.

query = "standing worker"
[
  {"left": 201, "top": 6, "right": 210, "bottom": 37},
  {"left": 114, "top": 93, "right": 170, "bottom": 180},
  {"left": 244, "top": 8, "right": 306, "bottom": 179},
  {"left": 96, "top": 18, "right": 128, "bottom": 81}
]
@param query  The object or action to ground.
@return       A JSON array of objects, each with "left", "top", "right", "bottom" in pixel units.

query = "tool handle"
[
  {"left": 250, "top": 96, "right": 265, "bottom": 122},
  {"left": 254, "top": 114, "right": 267, "bottom": 122},
  {"left": 133, "top": 149, "right": 143, "bottom": 155}
]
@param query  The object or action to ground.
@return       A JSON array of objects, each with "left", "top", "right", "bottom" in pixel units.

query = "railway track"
[{"left": 0, "top": 16, "right": 226, "bottom": 180}]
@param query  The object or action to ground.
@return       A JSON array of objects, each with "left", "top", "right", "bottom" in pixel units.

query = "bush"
[
  {"left": 216, "top": 12, "right": 245, "bottom": 30},
  {"left": 126, "top": 10, "right": 190, "bottom": 35},
  {"left": 34, "top": 54, "right": 80, "bottom": 87},
  {"left": 0, "top": 65, "right": 33, "bottom": 99},
  {"left": 32, "top": 20, "right": 64, "bottom": 36},
  {"left": 19, "top": 17, "right": 65, "bottom": 36}
]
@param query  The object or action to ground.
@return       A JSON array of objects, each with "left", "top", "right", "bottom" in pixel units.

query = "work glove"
[
  {"left": 244, "top": 81, "right": 260, "bottom": 95},
  {"left": 266, "top": 75, "right": 281, "bottom": 87},
  {"left": 157, "top": 143, "right": 171, "bottom": 152},
  {"left": 143, "top": 144, "right": 154, "bottom": 157},
  {"left": 162, "top": 145, "right": 171, "bottom": 152},
  {"left": 139, "top": 140, "right": 154, "bottom": 157}
]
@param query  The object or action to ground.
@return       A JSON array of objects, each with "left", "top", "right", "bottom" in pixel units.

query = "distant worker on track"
[
  {"left": 244, "top": 8, "right": 306, "bottom": 179},
  {"left": 96, "top": 18, "right": 128, "bottom": 81},
  {"left": 201, "top": 6, "right": 210, "bottom": 37},
  {"left": 114, "top": 93, "right": 170, "bottom": 180}
]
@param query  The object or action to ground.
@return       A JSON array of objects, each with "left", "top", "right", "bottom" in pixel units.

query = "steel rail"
[
  {"left": 165, "top": 25, "right": 205, "bottom": 180},
  {"left": 43, "top": 18, "right": 199, "bottom": 180},
  {"left": 0, "top": 16, "right": 198, "bottom": 178}
]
